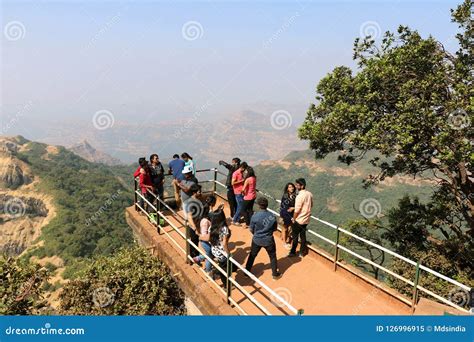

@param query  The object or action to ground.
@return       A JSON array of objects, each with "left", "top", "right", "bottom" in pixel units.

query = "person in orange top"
[{"left": 288, "top": 178, "right": 313, "bottom": 258}]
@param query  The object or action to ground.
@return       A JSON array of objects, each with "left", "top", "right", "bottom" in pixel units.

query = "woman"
[
  {"left": 188, "top": 184, "right": 203, "bottom": 258},
  {"left": 193, "top": 195, "right": 222, "bottom": 273},
  {"left": 280, "top": 182, "right": 296, "bottom": 249},
  {"left": 181, "top": 152, "right": 196, "bottom": 176},
  {"left": 241, "top": 166, "right": 257, "bottom": 228},
  {"left": 209, "top": 208, "right": 231, "bottom": 284},
  {"left": 136, "top": 159, "right": 154, "bottom": 213}
]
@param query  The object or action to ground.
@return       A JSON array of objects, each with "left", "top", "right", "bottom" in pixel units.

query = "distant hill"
[{"left": 69, "top": 140, "right": 122, "bottom": 166}]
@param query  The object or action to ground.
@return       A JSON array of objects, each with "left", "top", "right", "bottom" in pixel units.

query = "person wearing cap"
[
  {"left": 245, "top": 197, "right": 281, "bottom": 280},
  {"left": 289, "top": 178, "right": 313, "bottom": 257},
  {"left": 178, "top": 164, "right": 199, "bottom": 220}
]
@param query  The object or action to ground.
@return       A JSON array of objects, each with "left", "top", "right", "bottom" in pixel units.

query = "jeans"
[
  {"left": 139, "top": 191, "right": 154, "bottom": 213},
  {"left": 198, "top": 241, "right": 213, "bottom": 272},
  {"left": 245, "top": 240, "right": 278, "bottom": 276},
  {"left": 189, "top": 226, "right": 200, "bottom": 258},
  {"left": 227, "top": 186, "right": 237, "bottom": 217},
  {"left": 232, "top": 194, "right": 244, "bottom": 223},
  {"left": 290, "top": 222, "right": 308, "bottom": 255},
  {"left": 242, "top": 198, "right": 255, "bottom": 226},
  {"left": 153, "top": 184, "right": 164, "bottom": 210}
]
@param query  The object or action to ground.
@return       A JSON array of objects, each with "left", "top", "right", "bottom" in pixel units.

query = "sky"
[{"left": 1, "top": 0, "right": 463, "bottom": 135}]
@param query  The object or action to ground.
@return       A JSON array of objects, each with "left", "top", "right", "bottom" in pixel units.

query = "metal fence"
[{"left": 210, "top": 168, "right": 473, "bottom": 314}]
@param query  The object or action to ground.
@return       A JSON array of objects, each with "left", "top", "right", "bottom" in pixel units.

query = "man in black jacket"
[{"left": 219, "top": 158, "right": 240, "bottom": 217}]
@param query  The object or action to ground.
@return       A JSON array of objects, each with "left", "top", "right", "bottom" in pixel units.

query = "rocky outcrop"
[
  {"left": 0, "top": 137, "right": 33, "bottom": 189},
  {"left": 69, "top": 140, "right": 122, "bottom": 166}
]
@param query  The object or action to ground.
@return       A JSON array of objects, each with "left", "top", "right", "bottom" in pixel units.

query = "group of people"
[{"left": 134, "top": 154, "right": 313, "bottom": 282}]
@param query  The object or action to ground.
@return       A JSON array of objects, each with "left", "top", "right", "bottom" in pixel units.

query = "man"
[
  {"left": 219, "top": 158, "right": 241, "bottom": 217},
  {"left": 245, "top": 197, "right": 281, "bottom": 279},
  {"left": 289, "top": 178, "right": 313, "bottom": 258},
  {"left": 178, "top": 165, "right": 199, "bottom": 221},
  {"left": 168, "top": 154, "right": 185, "bottom": 207},
  {"left": 231, "top": 162, "right": 247, "bottom": 225},
  {"left": 149, "top": 154, "right": 165, "bottom": 206}
]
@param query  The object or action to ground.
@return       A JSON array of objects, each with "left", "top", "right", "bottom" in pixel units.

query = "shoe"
[
  {"left": 284, "top": 243, "right": 291, "bottom": 250},
  {"left": 233, "top": 222, "right": 241, "bottom": 226},
  {"left": 272, "top": 272, "right": 282, "bottom": 280},
  {"left": 192, "top": 256, "right": 202, "bottom": 264},
  {"left": 288, "top": 252, "right": 297, "bottom": 257}
]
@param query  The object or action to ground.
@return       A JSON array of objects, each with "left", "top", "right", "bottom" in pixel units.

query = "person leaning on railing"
[
  {"left": 245, "top": 197, "right": 281, "bottom": 280},
  {"left": 219, "top": 158, "right": 241, "bottom": 218},
  {"left": 149, "top": 153, "right": 165, "bottom": 202}
]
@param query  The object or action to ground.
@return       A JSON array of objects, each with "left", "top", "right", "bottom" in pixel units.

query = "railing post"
[
  {"left": 411, "top": 260, "right": 421, "bottom": 313},
  {"left": 134, "top": 178, "right": 138, "bottom": 211},
  {"left": 333, "top": 226, "right": 340, "bottom": 271},
  {"left": 226, "top": 254, "right": 232, "bottom": 304},
  {"left": 297, "top": 309, "right": 304, "bottom": 315},
  {"left": 155, "top": 198, "right": 160, "bottom": 234},
  {"left": 185, "top": 220, "right": 191, "bottom": 264},
  {"left": 213, "top": 168, "right": 217, "bottom": 194}
]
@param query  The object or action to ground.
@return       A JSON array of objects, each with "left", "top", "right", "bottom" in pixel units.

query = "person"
[
  {"left": 289, "top": 178, "right": 313, "bottom": 258},
  {"left": 280, "top": 182, "right": 296, "bottom": 249},
  {"left": 218, "top": 158, "right": 241, "bottom": 217},
  {"left": 245, "top": 197, "right": 281, "bottom": 279},
  {"left": 193, "top": 195, "right": 222, "bottom": 273},
  {"left": 168, "top": 154, "right": 185, "bottom": 207},
  {"left": 181, "top": 152, "right": 196, "bottom": 176},
  {"left": 178, "top": 165, "right": 199, "bottom": 220},
  {"left": 209, "top": 208, "right": 231, "bottom": 284},
  {"left": 187, "top": 184, "right": 203, "bottom": 258},
  {"left": 149, "top": 154, "right": 165, "bottom": 205},
  {"left": 231, "top": 162, "right": 247, "bottom": 225},
  {"left": 241, "top": 166, "right": 257, "bottom": 228},
  {"left": 135, "top": 158, "right": 154, "bottom": 213}
]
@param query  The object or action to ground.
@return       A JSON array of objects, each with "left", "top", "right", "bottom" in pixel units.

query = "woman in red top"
[
  {"left": 135, "top": 158, "right": 154, "bottom": 213},
  {"left": 241, "top": 167, "right": 257, "bottom": 228}
]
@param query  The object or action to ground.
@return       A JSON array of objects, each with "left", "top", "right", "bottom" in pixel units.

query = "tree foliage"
[
  {"left": 0, "top": 256, "right": 49, "bottom": 315},
  {"left": 59, "top": 246, "right": 186, "bottom": 315},
  {"left": 299, "top": 1, "right": 473, "bottom": 273}
]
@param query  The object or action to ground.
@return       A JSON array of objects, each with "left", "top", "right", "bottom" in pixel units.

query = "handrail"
[
  {"left": 134, "top": 173, "right": 299, "bottom": 315},
  {"left": 241, "top": 180, "right": 472, "bottom": 313}
]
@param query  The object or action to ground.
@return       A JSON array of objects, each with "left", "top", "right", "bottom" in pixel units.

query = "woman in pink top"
[{"left": 241, "top": 167, "right": 257, "bottom": 228}]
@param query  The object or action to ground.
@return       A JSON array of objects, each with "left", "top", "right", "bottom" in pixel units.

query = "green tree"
[
  {"left": 0, "top": 256, "right": 49, "bottom": 315},
  {"left": 59, "top": 246, "right": 186, "bottom": 315},
  {"left": 299, "top": 1, "right": 473, "bottom": 272}
]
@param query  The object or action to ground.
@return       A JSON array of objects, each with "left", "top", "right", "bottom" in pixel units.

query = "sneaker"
[
  {"left": 233, "top": 222, "right": 241, "bottom": 227},
  {"left": 192, "top": 256, "right": 202, "bottom": 264},
  {"left": 288, "top": 252, "right": 297, "bottom": 257},
  {"left": 272, "top": 272, "right": 282, "bottom": 280},
  {"left": 284, "top": 243, "right": 292, "bottom": 250}
]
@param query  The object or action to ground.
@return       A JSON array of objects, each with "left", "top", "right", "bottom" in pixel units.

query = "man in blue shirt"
[
  {"left": 168, "top": 154, "right": 185, "bottom": 207},
  {"left": 245, "top": 197, "right": 281, "bottom": 279}
]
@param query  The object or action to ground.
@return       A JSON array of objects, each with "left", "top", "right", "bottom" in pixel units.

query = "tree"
[
  {"left": 0, "top": 256, "right": 49, "bottom": 315},
  {"left": 299, "top": 1, "right": 473, "bottom": 272},
  {"left": 59, "top": 246, "right": 186, "bottom": 315}
]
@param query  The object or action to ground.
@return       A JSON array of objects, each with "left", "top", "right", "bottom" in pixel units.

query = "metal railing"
[
  {"left": 133, "top": 169, "right": 301, "bottom": 316},
  {"left": 211, "top": 168, "right": 473, "bottom": 314}
]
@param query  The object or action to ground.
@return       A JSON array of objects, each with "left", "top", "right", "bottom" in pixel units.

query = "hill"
[
  {"left": 0, "top": 136, "right": 135, "bottom": 308},
  {"left": 68, "top": 140, "right": 122, "bottom": 166}
]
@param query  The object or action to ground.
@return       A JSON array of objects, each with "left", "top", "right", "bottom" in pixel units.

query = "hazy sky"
[{"left": 1, "top": 0, "right": 462, "bottom": 134}]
